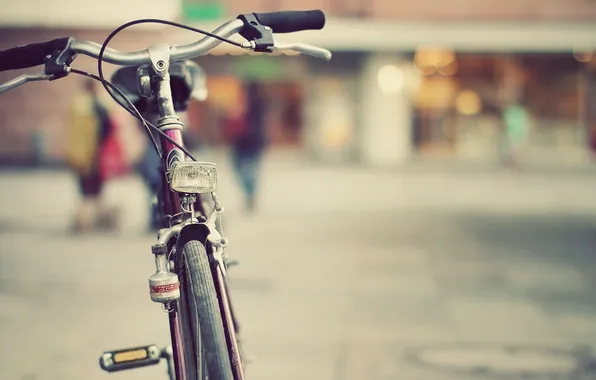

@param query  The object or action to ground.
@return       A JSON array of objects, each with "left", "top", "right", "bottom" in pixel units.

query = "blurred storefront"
[
  {"left": 185, "top": 54, "right": 308, "bottom": 148},
  {"left": 0, "top": 0, "right": 595, "bottom": 166},
  {"left": 407, "top": 50, "right": 596, "bottom": 163}
]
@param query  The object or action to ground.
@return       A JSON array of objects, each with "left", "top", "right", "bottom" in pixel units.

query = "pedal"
[{"left": 99, "top": 344, "right": 162, "bottom": 373}]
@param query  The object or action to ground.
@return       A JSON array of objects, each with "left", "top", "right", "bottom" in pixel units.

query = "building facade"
[{"left": 0, "top": 0, "right": 595, "bottom": 165}]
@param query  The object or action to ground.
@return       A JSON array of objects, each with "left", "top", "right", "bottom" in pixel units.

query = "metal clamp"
[
  {"left": 148, "top": 44, "right": 171, "bottom": 77},
  {"left": 44, "top": 37, "right": 77, "bottom": 80},
  {"left": 237, "top": 13, "right": 275, "bottom": 52}
]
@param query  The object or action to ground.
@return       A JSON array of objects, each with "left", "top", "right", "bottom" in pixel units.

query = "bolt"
[
  {"left": 156, "top": 60, "right": 166, "bottom": 69},
  {"left": 148, "top": 345, "right": 160, "bottom": 359},
  {"left": 101, "top": 353, "right": 113, "bottom": 367},
  {"left": 264, "top": 26, "right": 271, "bottom": 31}
]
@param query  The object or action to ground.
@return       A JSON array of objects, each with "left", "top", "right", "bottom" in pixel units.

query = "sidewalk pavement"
[{"left": 1, "top": 154, "right": 596, "bottom": 380}]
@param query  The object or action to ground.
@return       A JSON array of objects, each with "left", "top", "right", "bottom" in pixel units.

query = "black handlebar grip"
[
  {"left": 0, "top": 37, "right": 71, "bottom": 72},
  {"left": 252, "top": 10, "right": 326, "bottom": 33}
]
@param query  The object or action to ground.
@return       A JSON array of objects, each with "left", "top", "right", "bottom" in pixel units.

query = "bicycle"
[{"left": 0, "top": 10, "right": 331, "bottom": 380}]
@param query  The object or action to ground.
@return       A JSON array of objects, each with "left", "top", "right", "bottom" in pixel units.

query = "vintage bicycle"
[{"left": 0, "top": 10, "right": 331, "bottom": 380}]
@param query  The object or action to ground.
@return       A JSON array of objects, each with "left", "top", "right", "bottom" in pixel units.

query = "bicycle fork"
[{"left": 97, "top": 220, "right": 250, "bottom": 380}]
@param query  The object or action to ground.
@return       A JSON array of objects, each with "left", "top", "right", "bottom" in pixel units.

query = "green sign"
[
  {"left": 182, "top": 0, "right": 225, "bottom": 21},
  {"left": 231, "top": 56, "right": 284, "bottom": 81}
]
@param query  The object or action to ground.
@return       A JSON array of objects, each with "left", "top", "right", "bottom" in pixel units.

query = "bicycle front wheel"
[{"left": 182, "top": 240, "right": 234, "bottom": 380}]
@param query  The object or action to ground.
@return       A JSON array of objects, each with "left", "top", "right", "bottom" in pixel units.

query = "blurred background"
[{"left": 1, "top": 0, "right": 596, "bottom": 379}]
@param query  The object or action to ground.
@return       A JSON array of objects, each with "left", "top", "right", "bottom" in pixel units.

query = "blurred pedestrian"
[
  {"left": 224, "top": 81, "right": 267, "bottom": 213},
  {"left": 136, "top": 112, "right": 163, "bottom": 231},
  {"left": 500, "top": 99, "right": 531, "bottom": 169},
  {"left": 65, "top": 79, "right": 121, "bottom": 233}
]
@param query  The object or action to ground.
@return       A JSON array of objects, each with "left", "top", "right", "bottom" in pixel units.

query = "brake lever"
[
  {"left": 270, "top": 42, "right": 332, "bottom": 61},
  {"left": 0, "top": 72, "right": 52, "bottom": 95},
  {"left": 44, "top": 37, "right": 76, "bottom": 80}
]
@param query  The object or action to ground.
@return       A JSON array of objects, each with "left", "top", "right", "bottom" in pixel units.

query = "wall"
[
  {"left": 201, "top": 0, "right": 596, "bottom": 20},
  {"left": 3, "top": 0, "right": 594, "bottom": 28},
  {"left": 0, "top": 0, "right": 180, "bottom": 28},
  {"left": 370, "top": 0, "right": 596, "bottom": 20},
  {"left": 359, "top": 54, "right": 418, "bottom": 166}
]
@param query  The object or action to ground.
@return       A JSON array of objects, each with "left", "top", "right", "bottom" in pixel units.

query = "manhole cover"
[{"left": 405, "top": 343, "right": 582, "bottom": 378}]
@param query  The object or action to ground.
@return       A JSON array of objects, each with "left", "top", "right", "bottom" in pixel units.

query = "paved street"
[{"left": 2, "top": 151, "right": 596, "bottom": 380}]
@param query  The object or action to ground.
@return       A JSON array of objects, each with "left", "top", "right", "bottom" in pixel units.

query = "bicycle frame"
[{"left": 146, "top": 45, "right": 244, "bottom": 380}]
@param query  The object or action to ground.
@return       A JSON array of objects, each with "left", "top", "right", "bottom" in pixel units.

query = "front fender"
[{"left": 178, "top": 222, "right": 212, "bottom": 252}]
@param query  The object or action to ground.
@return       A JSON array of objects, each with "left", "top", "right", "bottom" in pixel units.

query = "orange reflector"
[{"left": 113, "top": 349, "right": 148, "bottom": 363}]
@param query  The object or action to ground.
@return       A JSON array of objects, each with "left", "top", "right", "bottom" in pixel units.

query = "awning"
[
  {"left": 3, "top": 12, "right": 595, "bottom": 53},
  {"left": 192, "top": 18, "right": 596, "bottom": 53}
]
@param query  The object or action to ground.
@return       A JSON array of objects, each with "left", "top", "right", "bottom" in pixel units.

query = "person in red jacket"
[{"left": 65, "top": 79, "right": 120, "bottom": 233}]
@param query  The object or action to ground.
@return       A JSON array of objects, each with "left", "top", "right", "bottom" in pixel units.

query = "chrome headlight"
[{"left": 169, "top": 161, "right": 217, "bottom": 194}]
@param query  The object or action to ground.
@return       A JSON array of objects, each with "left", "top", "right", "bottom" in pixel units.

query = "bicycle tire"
[{"left": 182, "top": 239, "right": 234, "bottom": 380}]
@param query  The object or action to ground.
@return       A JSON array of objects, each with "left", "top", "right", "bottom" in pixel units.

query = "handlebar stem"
[{"left": 147, "top": 44, "right": 179, "bottom": 127}]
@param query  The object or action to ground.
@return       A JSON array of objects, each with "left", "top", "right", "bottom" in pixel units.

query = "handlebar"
[
  {"left": 0, "top": 10, "right": 330, "bottom": 73},
  {"left": 69, "top": 19, "right": 247, "bottom": 67},
  {"left": 252, "top": 10, "right": 325, "bottom": 33},
  {"left": 0, "top": 11, "right": 332, "bottom": 95},
  {"left": 0, "top": 38, "right": 72, "bottom": 72}
]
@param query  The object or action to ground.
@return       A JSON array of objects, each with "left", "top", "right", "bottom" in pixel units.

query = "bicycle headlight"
[{"left": 169, "top": 161, "right": 217, "bottom": 194}]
